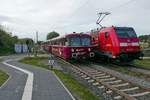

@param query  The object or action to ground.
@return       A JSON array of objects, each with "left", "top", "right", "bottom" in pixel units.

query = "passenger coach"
[{"left": 44, "top": 33, "right": 95, "bottom": 60}]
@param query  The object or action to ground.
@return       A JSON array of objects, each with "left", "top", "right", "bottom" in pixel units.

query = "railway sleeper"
[
  {"left": 106, "top": 90, "right": 113, "bottom": 94},
  {"left": 122, "top": 87, "right": 147, "bottom": 95},
  {"left": 78, "top": 72, "right": 84, "bottom": 75},
  {"left": 87, "top": 79, "right": 95, "bottom": 83},
  {"left": 130, "top": 91, "right": 150, "bottom": 98},
  {"left": 84, "top": 77, "right": 90, "bottom": 80},
  {"left": 98, "top": 85, "right": 105, "bottom": 89},
  {"left": 100, "top": 77, "right": 116, "bottom": 81},
  {"left": 96, "top": 75, "right": 110, "bottom": 79},
  {"left": 92, "top": 82, "right": 99, "bottom": 86},
  {"left": 119, "top": 87, "right": 139, "bottom": 92},
  {"left": 86, "top": 69, "right": 97, "bottom": 72},
  {"left": 106, "top": 80, "right": 122, "bottom": 84},
  {"left": 106, "top": 89, "right": 123, "bottom": 99},
  {"left": 113, "top": 95, "right": 122, "bottom": 100},
  {"left": 89, "top": 71, "right": 103, "bottom": 75},
  {"left": 93, "top": 73, "right": 107, "bottom": 77},
  {"left": 112, "top": 83, "right": 129, "bottom": 88},
  {"left": 117, "top": 85, "right": 135, "bottom": 91},
  {"left": 86, "top": 69, "right": 99, "bottom": 72},
  {"left": 81, "top": 75, "right": 87, "bottom": 78},
  {"left": 74, "top": 70, "right": 81, "bottom": 74}
]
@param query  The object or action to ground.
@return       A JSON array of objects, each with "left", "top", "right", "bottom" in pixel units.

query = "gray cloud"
[{"left": 0, "top": 0, "right": 149, "bottom": 41}]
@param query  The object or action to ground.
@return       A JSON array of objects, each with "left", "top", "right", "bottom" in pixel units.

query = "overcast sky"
[{"left": 0, "top": 0, "right": 149, "bottom": 41}]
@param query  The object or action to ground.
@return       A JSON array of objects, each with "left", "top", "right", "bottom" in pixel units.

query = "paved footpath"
[{"left": 0, "top": 55, "right": 74, "bottom": 100}]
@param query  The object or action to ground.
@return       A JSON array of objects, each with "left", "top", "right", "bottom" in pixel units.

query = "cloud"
[{"left": 0, "top": 0, "right": 149, "bottom": 40}]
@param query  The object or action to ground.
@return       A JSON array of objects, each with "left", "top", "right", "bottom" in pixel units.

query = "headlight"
[
  {"left": 71, "top": 48, "right": 74, "bottom": 52},
  {"left": 88, "top": 48, "right": 91, "bottom": 51},
  {"left": 120, "top": 43, "right": 128, "bottom": 46},
  {"left": 132, "top": 42, "right": 139, "bottom": 46}
]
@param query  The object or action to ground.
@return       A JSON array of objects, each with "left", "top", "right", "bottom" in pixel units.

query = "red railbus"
[
  {"left": 44, "top": 33, "right": 95, "bottom": 60},
  {"left": 91, "top": 26, "right": 143, "bottom": 62}
]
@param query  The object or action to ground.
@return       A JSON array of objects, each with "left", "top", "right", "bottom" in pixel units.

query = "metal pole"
[
  {"left": 36, "top": 31, "right": 38, "bottom": 44},
  {"left": 34, "top": 31, "right": 38, "bottom": 57}
]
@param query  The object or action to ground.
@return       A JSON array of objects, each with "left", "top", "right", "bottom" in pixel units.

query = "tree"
[
  {"left": 19, "top": 38, "right": 34, "bottom": 45},
  {"left": 0, "top": 26, "right": 19, "bottom": 55},
  {"left": 47, "top": 31, "right": 59, "bottom": 40},
  {"left": 139, "top": 34, "right": 150, "bottom": 42}
]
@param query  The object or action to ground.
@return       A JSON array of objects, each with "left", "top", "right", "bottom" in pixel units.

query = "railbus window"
[
  {"left": 69, "top": 37, "right": 81, "bottom": 46},
  {"left": 81, "top": 37, "right": 91, "bottom": 46}
]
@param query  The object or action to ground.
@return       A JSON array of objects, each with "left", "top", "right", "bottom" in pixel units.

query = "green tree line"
[
  {"left": 47, "top": 31, "right": 59, "bottom": 40},
  {"left": 139, "top": 34, "right": 150, "bottom": 43},
  {"left": 0, "top": 27, "right": 18, "bottom": 55},
  {"left": 0, "top": 27, "right": 34, "bottom": 55},
  {"left": 139, "top": 34, "right": 150, "bottom": 48}
]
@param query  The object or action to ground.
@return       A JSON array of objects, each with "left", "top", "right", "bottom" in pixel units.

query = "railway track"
[
  {"left": 91, "top": 59, "right": 150, "bottom": 79},
  {"left": 59, "top": 59, "right": 150, "bottom": 100}
]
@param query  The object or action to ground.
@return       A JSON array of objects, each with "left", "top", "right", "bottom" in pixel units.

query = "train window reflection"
[
  {"left": 69, "top": 37, "right": 81, "bottom": 46},
  {"left": 81, "top": 37, "right": 91, "bottom": 46},
  {"left": 116, "top": 28, "right": 137, "bottom": 38}
]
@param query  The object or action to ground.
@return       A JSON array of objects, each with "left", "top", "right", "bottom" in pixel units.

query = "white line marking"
[
  {"left": 3, "top": 60, "right": 33, "bottom": 100},
  {"left": 53, "top": 72, "right": 75, "bottom": 100}
]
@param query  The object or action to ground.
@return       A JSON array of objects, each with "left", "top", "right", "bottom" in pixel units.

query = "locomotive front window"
[
  {"left": 127, "top": 30, "right": 137, "bottom": 38},
  {"left": 116, "top": 28, "right": 137, "bottom": 38},
  {"left": 116, "top": 30, "right": 129, "bottom": 38},
  {"left": 69, "top": 37, "right": 81, "bottom": 46},
  {"left": 81, "top": 37, "right": 91, "bottom": 46}
]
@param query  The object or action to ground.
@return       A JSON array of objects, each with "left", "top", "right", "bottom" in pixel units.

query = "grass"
[
  {"left": 0, "top": 70, "right": 9, "bottom": 86},
  {"left": 107, "top": 59, "right": 150, "bottom": 81},
  {"left": 20, "top": 57, "right": 49, "bottom": 69},
  {"left": 53, "top": 69, "right": 99, "bottom": 100},
  {"left": 133, "top": 59, "right": 150, "bottom": 69},
  {"left": 20, "top": 57, "right": 99, "bottom": 100}
]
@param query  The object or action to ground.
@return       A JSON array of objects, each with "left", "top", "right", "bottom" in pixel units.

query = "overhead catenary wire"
[
  {"left": 68, "top": 0, "right": 90, "bottom": 18},
  {"left": 107, "top": 0, "right": 137, "bottom": 12}
]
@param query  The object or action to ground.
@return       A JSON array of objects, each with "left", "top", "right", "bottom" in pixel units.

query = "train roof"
[
  {"left": 104, "top": 26, "right": 134, "bottom": 29},
  {"left": 46, "top": 33, "right": 90, "bottom": 42}
]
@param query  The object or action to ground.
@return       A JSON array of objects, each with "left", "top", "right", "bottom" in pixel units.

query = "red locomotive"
[
  {"left": 90, "top": 26, "right": 143, "bottom": 62},
  {"left": 43, "top": 33, "right": 95, "bottom": 60}
]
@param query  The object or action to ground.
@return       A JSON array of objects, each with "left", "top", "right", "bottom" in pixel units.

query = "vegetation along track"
[
  {"left": 110, "top": 63, "right": 150, "bottom": 81},
  {"left": 61, "top": 59, "right": 150, "bottom": 100},
  {"left": 127, "top": 64, "right": 150, "bottom": 75},
  {"left": 91, "top": 59, "right": 150, "bottom": 81}
]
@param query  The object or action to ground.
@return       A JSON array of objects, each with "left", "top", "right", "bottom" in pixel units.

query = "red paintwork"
[
  {"left": 91, "top": 26, "right": 141, "bottom": 59},
  {"left": 51, "top": 46, "right": 93, "bottom": 60},
  {"left": 43, "top": 33, "right": 94, "bottom": 60}
]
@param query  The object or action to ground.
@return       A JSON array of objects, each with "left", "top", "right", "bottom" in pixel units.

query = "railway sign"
[{"left": 48, "top": 54, "right": 55, "bottom": 69}]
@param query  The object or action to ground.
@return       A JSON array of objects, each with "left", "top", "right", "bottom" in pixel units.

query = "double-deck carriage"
[{"left": 46, "top": 33, "right": 94, "bottom": 60}]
